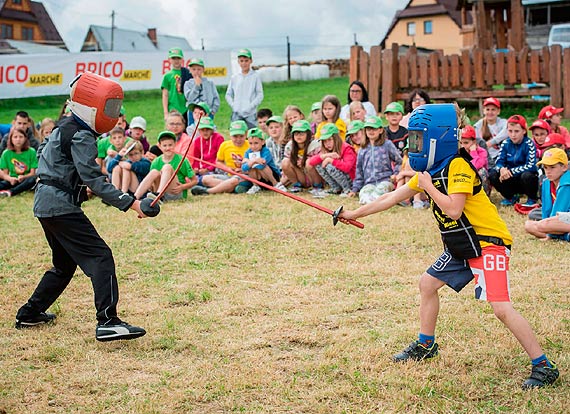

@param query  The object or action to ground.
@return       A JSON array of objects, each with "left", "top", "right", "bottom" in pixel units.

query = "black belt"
[{"left": 479, "top": 235, "right": 511, "bottom": 250}]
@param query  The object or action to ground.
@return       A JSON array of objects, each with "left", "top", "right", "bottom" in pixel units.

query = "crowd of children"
[
  {"left": 0, "top": 48, "right": 568, "bottom": 243},
  {"left": 2, "top": 52, "right": 565, "bottom": 389}
]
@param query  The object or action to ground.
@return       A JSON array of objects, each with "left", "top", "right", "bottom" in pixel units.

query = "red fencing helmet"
[{"left": 68, "top": 72, "right": 123, "bottom": 134}]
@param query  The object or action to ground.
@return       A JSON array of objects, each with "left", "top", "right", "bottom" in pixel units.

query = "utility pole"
[
  {"left": 201, "top": 38, "right": 204, "bottom": 50},
  {"left": 110, "top": 10, "right": 115, "bottom": 51},
  {"left": 287, "top": 36, "right": 291, "bottom": 80},
  {"left": 353, "top": 33, "right": 358, "bottom": 46}
]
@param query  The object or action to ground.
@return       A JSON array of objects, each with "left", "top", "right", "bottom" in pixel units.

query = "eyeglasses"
[
  {"left": 168, "top": 122, "right": 183, "bottom": 126},
  {"left": 412, "top": 98, "right": 426, "bottom": 103}
]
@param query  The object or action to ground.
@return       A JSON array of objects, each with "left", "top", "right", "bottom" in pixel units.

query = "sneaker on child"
[
  {"left": 521, "top": 363, "right": 559, "bottom": 389},
  {"left": 15, "top": 312, "right": 56, "bottom": 329},
  {"left": 95, "top": 318, "right": 146, "bottom": 342},
  {"left": 274, "top": 182, "right": 288, "bottom": 192},
  {"left": 246, "top": 184, "right": 261, "bottom": 195},
  {"left": 392, "top": 340, "right": 439, "bottom": 362}
]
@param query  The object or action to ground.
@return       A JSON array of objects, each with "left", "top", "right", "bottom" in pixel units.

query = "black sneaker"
[
  {"left": 393, "top": 340, "right": 439, "bottom": 362},
  {"left": 191, "top": 185, "right": 209, "bottom": 196},
  {"left": 15, "top": 312, "right": 56, "bottom": 329},
  {"left": 95, "top": 319, "right": 146, "bottom": 342},
  {"left": 522, "top": 363, "right": 559, "bottom": 389}
]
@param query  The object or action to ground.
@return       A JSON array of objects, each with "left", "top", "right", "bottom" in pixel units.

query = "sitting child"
[
  {"left": 191, "top": 117, "right": 224, "bottom": 177},
  {"left": 186, "top": 102, "right": 211, "bottom": 139},
  {"left": 529, "top": 119, "right": 551, "bottom": 160},
  {"left": 308, "top": 123, "right": 356, "bottom": 197},
  {"left": 345, "top": 120, "right": 365, "bottom": 152},
  {"left": 348, "top": 116, "right": 402, "bottom": 205},
  {"left": 309, "top": 102, "right": 322, "bottom": 134},
  {"left": 126, "top": 116, "right": 150, "bottom": 153},
  {"left": 191, "top": 120, "right": 251, "bottom": 195},
  {"left": 461, "top": 125, "right": 490, "bottom": 196},
  {"left": 134, "top": 131, "right": 197, "bottom": 201},
  {"left": 242, "top": 127, "right": 284, "bottom": 194},
  {"left": 108, "top": 141, "right": 151, "bottom": 194},
  {"left": 281, "top": 119, "right": 321, "bottom": 193},
  {"left": 525, "top": 148, "right": 570, "bottom": 241},
  {"left": 265, "top": 116, "right": 285, "bottom": 170},
  {"left": 384, "top": 101, "right": 408, "bottom": 156},
  {"left": 489, "top": 115, "right": 539, "bottom": 207},
  {"left": 539, "top": 105, "right": 570, "bottom": 148},
  {"left": 0, "top": 128, "right": 37, "bottom": 197}
]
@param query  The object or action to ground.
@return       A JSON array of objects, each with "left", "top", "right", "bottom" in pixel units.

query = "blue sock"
[
  {"left": 312, "top": 183, "right": 323, "bottom": 189},
  {"left": 418, "top": 333, "right": 435, "bottom": 347},
  {"left": 531, "top": 354, "right": 553, "bottom": 368}
]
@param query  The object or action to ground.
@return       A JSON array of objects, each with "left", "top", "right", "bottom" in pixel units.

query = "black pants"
[
  {"left": 17, "top": 213, "right": 119, "bottom": 323},
  {"left": 0, "top": 176, "right": 36, "bottom": 196},
  {"left": 489, "top": 169, "right": 538, "bottom": 200}
]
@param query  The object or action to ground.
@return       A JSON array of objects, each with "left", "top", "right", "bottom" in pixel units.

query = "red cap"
[
  {"left": 507, "top": 114, "right": 528, "bottom": 130},
  {"left": 461, "top": 125, "right": 476, "bottom": 139},
  {"left": 544, "top": 132, "right": 566, "bottom": 148},
  {"left": 529, "top": 119, "right": 551, "bottom": 133},
  {"left": 483, "top": 97, "right": 501, "bottom": 108},
  {"left": 538, "top": 105, "right": 564, "bottom": 120}
]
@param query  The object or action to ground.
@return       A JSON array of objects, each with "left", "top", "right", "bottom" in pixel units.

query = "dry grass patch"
[{"left": 0, "top": 192, "right": 568, "bottom": 413}]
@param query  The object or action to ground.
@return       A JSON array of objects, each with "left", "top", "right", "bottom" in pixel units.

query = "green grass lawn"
[{"left": 0, "top": 77, "right": 568, "bottom": 412}]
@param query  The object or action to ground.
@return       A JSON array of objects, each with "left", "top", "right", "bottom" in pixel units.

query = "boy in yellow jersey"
[{"left": 338, "top": 104, "right": 559, "bottom": 389}]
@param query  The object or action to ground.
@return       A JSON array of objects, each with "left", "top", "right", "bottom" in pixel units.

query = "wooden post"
[
  {"left": 563, "top": 48, "right": 570, "bottom": 119},
  {"left": 509, "top": 0, "right": 525, "bottom": 51},
  {"left": 518, "top": 47, "right": 529, "bottom": 85},
  {"left": 349, "top": 45, "right": 363, "bottom": 84},
  {"left": 369, "top": 46, "right": 382, "bottom": 113},
  {"left": 474, "top": 1, "right": 487, "bottom": 49},
  {"left": 461, "top": 49, "right": 471, "bottom": 89},
  {"left": 381, "top": 48, "right": 395, "bottom": 114},
  {"left": 358, "top": 49, "right": 369, "bottom": 89},
  {"left": 550, "top": 45, "right": 562, "bottom": 108}
]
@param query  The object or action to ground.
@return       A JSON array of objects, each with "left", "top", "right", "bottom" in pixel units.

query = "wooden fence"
[{"left": 350, "top": 44, "right": 570, "bottom": 118}]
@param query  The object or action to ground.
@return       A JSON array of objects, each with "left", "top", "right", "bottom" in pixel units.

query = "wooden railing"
[{"left": 350, "top": 44, "right": 570, "bottom": 117}]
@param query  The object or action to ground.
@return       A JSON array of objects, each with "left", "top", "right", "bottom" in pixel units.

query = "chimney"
[{"left": 148, "top": 28, "right": 157, "bottom": 47}]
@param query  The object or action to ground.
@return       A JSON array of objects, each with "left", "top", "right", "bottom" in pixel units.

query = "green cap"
[
  {"left": 291, "top": 119, "right": 311, "bottom": 133},
  {"left": 168, "top": 47, "right": 183, "bottom": 59},
  {"left": 237, "top": 48, "right": 252, "bottom": 59},
  {"left": 197, "top": 117, "right": 215, "bottom": 130},
  {"left": 364, "top": 116, "right": 386, "bottom": 129},
  {"left": 318, "top": 123, "right": 339, "bottom": 140},
  {"left": 248, "top": 127, "right": 265, "bottom": 139},
  {"left": 346, "top": 120, "right": 365, "bottom": 136},
  {"left": 384, "top": 101, "right": 404, "bottom": 114},
  {"left": 266, "top": 115, "right": 283, "bottom": 125},
  {"left": 188, "top": 58, "right": 204, "bottom": 67},
  {"left": 229, "top": 120, "right": 248, "bottom": 136},
  {"left": 310, "top": 102, "right": 322, "bottom": 112},
  {"left": 120, "top": 105, "right": 126, "bottom": 116},
  {"left": 188, "top": 101, "right": 211, "bottom": 115},
  {"left": 157, "top": 130, "right": 176, "bottom": 142}
]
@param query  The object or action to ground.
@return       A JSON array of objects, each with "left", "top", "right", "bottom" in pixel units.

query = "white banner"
[{"left": 0, "top": 50, "right": 231, "bottom": 99}]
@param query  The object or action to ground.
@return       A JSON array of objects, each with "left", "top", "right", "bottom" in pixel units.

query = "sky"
[{"left": 41, "top": 0, "right": 402, "bottom": 65}]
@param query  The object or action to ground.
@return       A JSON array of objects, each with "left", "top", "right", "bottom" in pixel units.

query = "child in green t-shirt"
[
  {"left": 161, "top": 47, "right": 189, "bottom": 123},
  {"left": 0, "top": 127, "right": 38, "bottom": 197},
  {"left": 134, "top": 131, "right": 197, "bottom": 201}
]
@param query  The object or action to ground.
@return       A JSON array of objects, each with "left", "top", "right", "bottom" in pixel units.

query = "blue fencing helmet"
[{"left": 407, "top": 103, "right": 459, "bottom": 174}]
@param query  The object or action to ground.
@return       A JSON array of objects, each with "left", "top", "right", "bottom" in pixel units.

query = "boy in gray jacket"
[{"left": 15, "top": 73, "right": 151, "bottom": 342}]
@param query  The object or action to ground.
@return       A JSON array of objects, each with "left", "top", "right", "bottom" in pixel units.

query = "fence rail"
[{"left": 350, "top": 44, "right": 569, "bottom": 117}]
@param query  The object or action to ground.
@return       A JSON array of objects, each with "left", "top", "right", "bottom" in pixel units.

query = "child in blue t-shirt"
[
  {"left": 242, "top": 127, "right": 285, "bottom": 194},
  {"left": 109, "top": 141, "right": 151, "bottom": 195}
]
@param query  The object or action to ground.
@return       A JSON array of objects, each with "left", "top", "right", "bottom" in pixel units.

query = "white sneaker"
[
  {"left": 311, "top": 189, "right": 327, "bottom": 199},
  {"left": 339, "top": 189, "right": 351, "bottom": 198},
  {"left": 246, "top": 185, "right": 261, "bottom": 195},
  {"left": 274, "top": 182, "right": 288, "bottom": 192},
  {"left": 412, "top": 200, "right": 424, "bottom": 209}
]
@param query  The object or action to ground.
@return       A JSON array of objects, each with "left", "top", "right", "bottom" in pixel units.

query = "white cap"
[{"left": 130, "top": 116, "right": 147, "bottom": 130}]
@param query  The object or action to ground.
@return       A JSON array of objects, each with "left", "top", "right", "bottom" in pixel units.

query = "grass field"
[
  {"left": 0, "top": 78, "right": 568, "bottom": 413},
  {"left": 0, "top": 190, "right": 568, "bottom": 413}
]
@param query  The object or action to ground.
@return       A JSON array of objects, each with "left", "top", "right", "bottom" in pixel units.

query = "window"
[
  {"left": 424, "top": 20, "right": 433, "bottom": 35},
  {"left": 22, "top": 27, "right": 33, "bottom": 40},
  {"left": 12, "top": 0, "right": 22, "bottom": 4},
  {"left": 407, "top": 22, "right": 416, "bottom": 36},
  {"left": 1, "top": 24, "right": 13, "bottom": 39}
]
